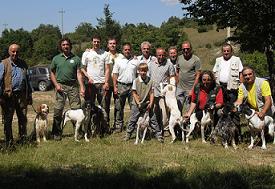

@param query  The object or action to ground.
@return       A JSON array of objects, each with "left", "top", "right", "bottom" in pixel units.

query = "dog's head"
[
  {"left": 237, "top": 103, "right": 253, "bottom": 116},
  {"left": 37, "top": 104, "right": 49, "bottom": 115}
]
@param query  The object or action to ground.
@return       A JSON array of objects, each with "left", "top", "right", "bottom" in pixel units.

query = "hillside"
[{"left": 183, "top": 27, "right": 227, "bottom": 70}]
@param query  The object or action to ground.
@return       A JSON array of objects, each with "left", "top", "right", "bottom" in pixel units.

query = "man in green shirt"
[{"left": 50, "top": 37, "right": 85, "bottom": 140}]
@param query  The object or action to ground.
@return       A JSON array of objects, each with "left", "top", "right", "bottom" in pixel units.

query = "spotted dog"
[
  {"left": 34, "top": 104, "right": 49, "bottom": 143},
  {"left": 134, "top": 111, "right": 150, "bottom": 144}
]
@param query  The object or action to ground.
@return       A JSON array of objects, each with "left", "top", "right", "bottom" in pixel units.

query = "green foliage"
[
  {"left": 180, "top": 0, "right": 275, "bottom": 53},
  {"left": 205, "top": 43, "right": 212, "bottom": 49},
  {"left": 31, "top": 24, "right": 61, "bottom": 42},
  {"left": 240, "top": 51, "right": 268, "bottom": 77},
  {"left": 0, "top": 28, "right": 33, "bottom": 60}
]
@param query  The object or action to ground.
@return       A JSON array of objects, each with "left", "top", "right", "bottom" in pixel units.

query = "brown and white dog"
[{"left": 34, "top": 104, "right": 49, "bottom": 143}]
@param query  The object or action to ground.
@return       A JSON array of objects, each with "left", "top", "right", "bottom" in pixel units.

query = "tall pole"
[
  {"left": 58, "top": 9, "right": 65, "bottom": 37},
  {"left": 3, "top": 23, "right": 8, "bottom": 29}
]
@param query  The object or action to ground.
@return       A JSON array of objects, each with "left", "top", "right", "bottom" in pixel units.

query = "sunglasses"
[
  {"left": 182, "top": 48, "right": 190, "bottom": 51},
  {"left": 202, "top": 78, "right": 211, "bottom": 81}
]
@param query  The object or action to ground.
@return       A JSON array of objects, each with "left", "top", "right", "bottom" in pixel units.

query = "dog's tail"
[{"left": 61, "top": 110, "right": 69, "bottom": 131}]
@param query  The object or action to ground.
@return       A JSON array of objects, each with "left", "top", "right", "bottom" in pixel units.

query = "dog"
[
  {"left": 238, "top": 103, "right": 275, "bottom": 149},
  {"left": 34, "top": 104, "right": 49, "bottom": 143},
  {"left": 160, "top": 77, "right": 185, "bottom": 143},
  {"left": 210, "top": 105, "right": 238, "bottom": 149},
  {"left": 134, "top": 111, "right": 150, "bottom": 144},
  {"left": 185, "top": 103, "right": 215, "bottom": 143},
  {"left": 89, "top": 104, "right": 109, "bottom": 138},
  {"left": 62, "top": 108, "right": 86, "bottom": 142}
]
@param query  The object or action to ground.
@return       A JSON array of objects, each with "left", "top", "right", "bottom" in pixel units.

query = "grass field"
[{"left": 0, "top": 90, "right": 274, "bottom": 189}]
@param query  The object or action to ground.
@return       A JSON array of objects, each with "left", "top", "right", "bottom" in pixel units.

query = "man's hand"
[
  {"left": 256, "top": 111, "right": 265, "bottom": 120},
  {"left": 55, "top": 83, "right": 63, "bottom": 92}
]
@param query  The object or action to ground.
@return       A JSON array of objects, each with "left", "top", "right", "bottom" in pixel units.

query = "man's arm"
[
  {"left": 257, "top": 95, "right": 271, "bottom": 119},
  {"left": 103, "top": 63, "right": 110, "bottom": 91},
  {"left": 50, "top": 71, "right": 62, "bottom": 92},
  {"left": 189, "top": 70, "right": 201, "bottom": 96},
  {"left": 77, "top": 69, "right": 85, "bottom": 97},
  {"left": 112, "top": 73, "right": 118, "bottom": 95}
]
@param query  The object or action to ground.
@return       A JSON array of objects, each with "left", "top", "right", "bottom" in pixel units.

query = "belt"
[{"left": 118, "top": 81, "right": 132, "bottom": 86}]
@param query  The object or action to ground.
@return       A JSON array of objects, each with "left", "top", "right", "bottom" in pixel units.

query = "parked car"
[{"left": 28, "top": 65, "right": 52, "bottom": 91}]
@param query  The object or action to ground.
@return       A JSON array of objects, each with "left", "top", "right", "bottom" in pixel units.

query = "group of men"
[{"left": 0, "top": 37, "right": 274, "bottom": 146}]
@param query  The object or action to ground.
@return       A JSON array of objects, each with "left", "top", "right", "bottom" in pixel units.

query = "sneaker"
[{"left": 157, "top": 136, "right": 164, "bottom": 143}]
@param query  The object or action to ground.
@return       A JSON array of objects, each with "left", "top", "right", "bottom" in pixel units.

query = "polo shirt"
[
  {"left": 131, "top": 75, "right": 153, "bottom": 105},
  {"left": 51, "top": 53, "right": 81, "bottom": 84}
]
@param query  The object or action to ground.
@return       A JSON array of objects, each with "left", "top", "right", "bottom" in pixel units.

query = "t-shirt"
[
  {"left": 238, "top": 80, "right": 271, "bottom": 110},
  {"left": 177, "top": 54, "right": 201, "bottom": 91}
]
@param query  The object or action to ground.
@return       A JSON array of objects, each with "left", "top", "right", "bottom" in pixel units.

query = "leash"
[{"left": 31, "top": 104, "right": 38, "bottom": 114}]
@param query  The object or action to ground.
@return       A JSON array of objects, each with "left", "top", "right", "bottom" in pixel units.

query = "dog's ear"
[
  {"left": 37, "top": 105, "right": 42, "bottom": 113},
  {"left": 47, "top": 105, "right": 50, "bottom": 113}
]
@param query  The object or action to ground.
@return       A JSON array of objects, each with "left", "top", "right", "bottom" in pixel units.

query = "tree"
[
  {"left": 180, "top": 0, "right": 275, "bottom": 97},
  {"left": 0, "top": 28, "right": 33, "bottom": 60},
  {"left": 96, "top": 4, "right": 122, "bottom": 49},
  {"left": 31, "top": 24, "right": 61, "bottom": 42}
]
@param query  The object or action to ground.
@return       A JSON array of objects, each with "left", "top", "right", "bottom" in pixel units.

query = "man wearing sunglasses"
[{"left": 176, "top": 41, "right": 201, "bottom": 113}]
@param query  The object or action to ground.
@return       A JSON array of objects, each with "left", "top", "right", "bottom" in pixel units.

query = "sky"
[{"left": 0, "top": 0, "right": 184, "bottom": 34}]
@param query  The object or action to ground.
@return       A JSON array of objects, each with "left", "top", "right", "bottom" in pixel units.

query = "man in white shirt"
[
  {"left": 81, "top": 35, "right": 110, "bottom": 106},
  {"left": 112, "top": 43, "right": 139, "bottom": 132},
  {"left": 137, "top": 41, "right": 157, "bottom": 72}
]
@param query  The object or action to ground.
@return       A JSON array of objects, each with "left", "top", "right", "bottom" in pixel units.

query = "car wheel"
[{"left": 38, "top": 81, "right": 47, "bottom": 91}]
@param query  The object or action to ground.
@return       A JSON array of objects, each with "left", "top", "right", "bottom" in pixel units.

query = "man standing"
[
  {"left": 0, "top": 44, "right": 32, "bottom": 146},
  {"left": 105, "top": 37, "right": 123, "bottom": 128},
  {"left": 51, "top": 37, "right": 85, "bottom": 140},
  {"left": 81, "top": 35, "right": 110, "bottom": 106},
  {"left": 149, "top": 47, "right": 175, "bottom": 132},
  {"left": 213, "top": 43, "right": 243, "bottom": 104},
  {"left": 177, "top": 41, "right": 201, "bottom": 113},
  {"left": 112, "top": 43, "right": 139, "bottom": 132}
]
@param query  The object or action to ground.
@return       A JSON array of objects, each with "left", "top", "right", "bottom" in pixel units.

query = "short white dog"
[
  {"left": 34, "top": 104, "right": 49, "bottom": 143},
  {"left": 161, "top": 77, "right": 184, "bottom": 143},
  {"left": 238, "top": 104, "right": 275, "bottom": 149},
  {"left": 134, "top": 111, "right": 150, "bottom": 145},
  {"left": 185, "top": 106, "right": 214, "bottom": 143},
  {"left": 62, "top": 109, "right": 86, "bottom": 142}
]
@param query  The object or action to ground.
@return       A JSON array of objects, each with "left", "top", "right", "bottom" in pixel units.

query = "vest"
[
  {"left": 240, "top": 77, "right": 275, "bottom": 116},
  {"left": 133, "top": 77, "right": 153, "bottom": 106},
  {"left": 215, "top": 56, "right": 241, "bottom": 90},
  {"left": 1, "top": 58, "right": 32, "bottom": 107},
  {"left": 193, "top": 84, "right": 220, "bottom": 109}
]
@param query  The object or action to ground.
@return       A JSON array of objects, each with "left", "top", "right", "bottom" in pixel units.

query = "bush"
[
  {"left": 239, "top": 51, "right": 268, "bottom": 77},
  {"left": 205, "top": 43, "right": 212, "bottom": 49}
]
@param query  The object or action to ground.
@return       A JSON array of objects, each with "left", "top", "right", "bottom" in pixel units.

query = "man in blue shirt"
[{"left": 0, "top": 44, "right": 32, "bottom": 146}]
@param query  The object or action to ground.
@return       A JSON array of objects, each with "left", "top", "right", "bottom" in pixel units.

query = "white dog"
[
  {"left": 185, "top": 106, "right": 214, "bottom": 143},
  {"left": 34, "top": 104, "right": 49, "bottom": 143},
  {"left": 135, "top": 111, "right": 150, "bottom": 144},
  {"left": 62, "top": 109, "right": 87, "bottom": 142},
  {"left": 238, "top": 104, "right": 275, "bottom": 149},
  {"left": 161, "top": 77, "right": 185, "bottom": 143}
]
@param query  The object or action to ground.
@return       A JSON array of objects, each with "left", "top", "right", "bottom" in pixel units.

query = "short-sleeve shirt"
[
  {"left": 177, "top": 54, "right": 201, "bottom": 91},
  {"left": 107, "top": 52, "right": 123, "bottom": 86},
  {"left": 149, "top": 59, "right": 176, "bottom": 97},
  {"left": 191, "top": 87, "right": 223, "bottom": 110},
  {"left": 112, "top": 56, "right": 139, "bottom": 84},
  {"left": 131, "top": 75, "right": 153, "bottom": 106},
  {"left": 51, "top": 53, "right": 81, "bottom": 84},
  {"left": 137, "top": 55, "right": 157, "bottom": 71},
  {"left": 81, "top": 49, "right": 109, "bottom": 83},
  {"left": 238, "top": 80, "right": 271, "bottom": 110}
]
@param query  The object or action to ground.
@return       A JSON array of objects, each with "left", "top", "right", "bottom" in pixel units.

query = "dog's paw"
[
  {"left": 233, "top": 144, "right": 238, "bottom": 150},
  {"left": 75, "top": 139, "right": 80, "bottom": 142},
  {"left": 261, "top": 145, "right": 267, "bottom": 150},
  {"left": 248, "top": 145, "right": 253, "bottom": 149},
  {"left": 134, "top": 141, "right": 138, "bottom": 145},
  {"left": 202, "top": 140, "right": 207, "bottom": 144}
]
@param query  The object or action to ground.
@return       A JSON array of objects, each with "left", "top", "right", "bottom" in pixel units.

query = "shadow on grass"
[{"left": 0, "top": 164, "right": 274, "bottom": 189}]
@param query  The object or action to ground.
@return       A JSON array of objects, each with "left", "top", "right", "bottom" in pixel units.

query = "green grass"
[{"left": 0, "top": 91, "right": 274, "bottom": 189}]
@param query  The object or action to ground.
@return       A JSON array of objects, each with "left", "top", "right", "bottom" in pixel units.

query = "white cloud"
[{"left": 160, "top": 0, "right": 179, "bottom": 6}]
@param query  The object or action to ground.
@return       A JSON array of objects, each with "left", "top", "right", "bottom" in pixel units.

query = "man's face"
[
  {"left": 92, "top": 38, "right": 101, "bottom": 50},
  {"left": 182, "top": 43, "right": 192, "bottom": 58},
  {"left": 108, "top": 39, "right": 117, "bottom": 52},
  {"left": 122, "top": 45, "right": 131, "bottom": 59},
  {"left": 141, "top": 44, "right": 150, "bottom": 58},
  {"left": 243, "top": 69, "right": 255, "bottom": 84},
  {"left": 169, "top": 49, "right": 177, "bottom": 61},
  {"left": 61, "top": 40, "right": 71, "bottom": 54},
  {"left": 156, "top": 49, "right": 166, "bottom": 64},
  {"left": 9, "top": 44, "right": 20, "bottom": 62},
  {"left": 222, "top": 46, "right": 233, "bottom": 60},
  {"left": 202, "top": 74, "right": 212, "bottom": 88}
]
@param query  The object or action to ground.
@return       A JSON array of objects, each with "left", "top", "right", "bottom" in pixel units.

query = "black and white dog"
[
  {"left": 238, "top": 103, "right": 275, "bottom": 149},
  {"left": 134, "top": 111, "right": 150, "bottom": 144},
  {"left": 210, "top": 104, "right": 238, "bottom": 149},
  {"left": 185, "top": 103, "right": 215, "bottom": 143}
]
